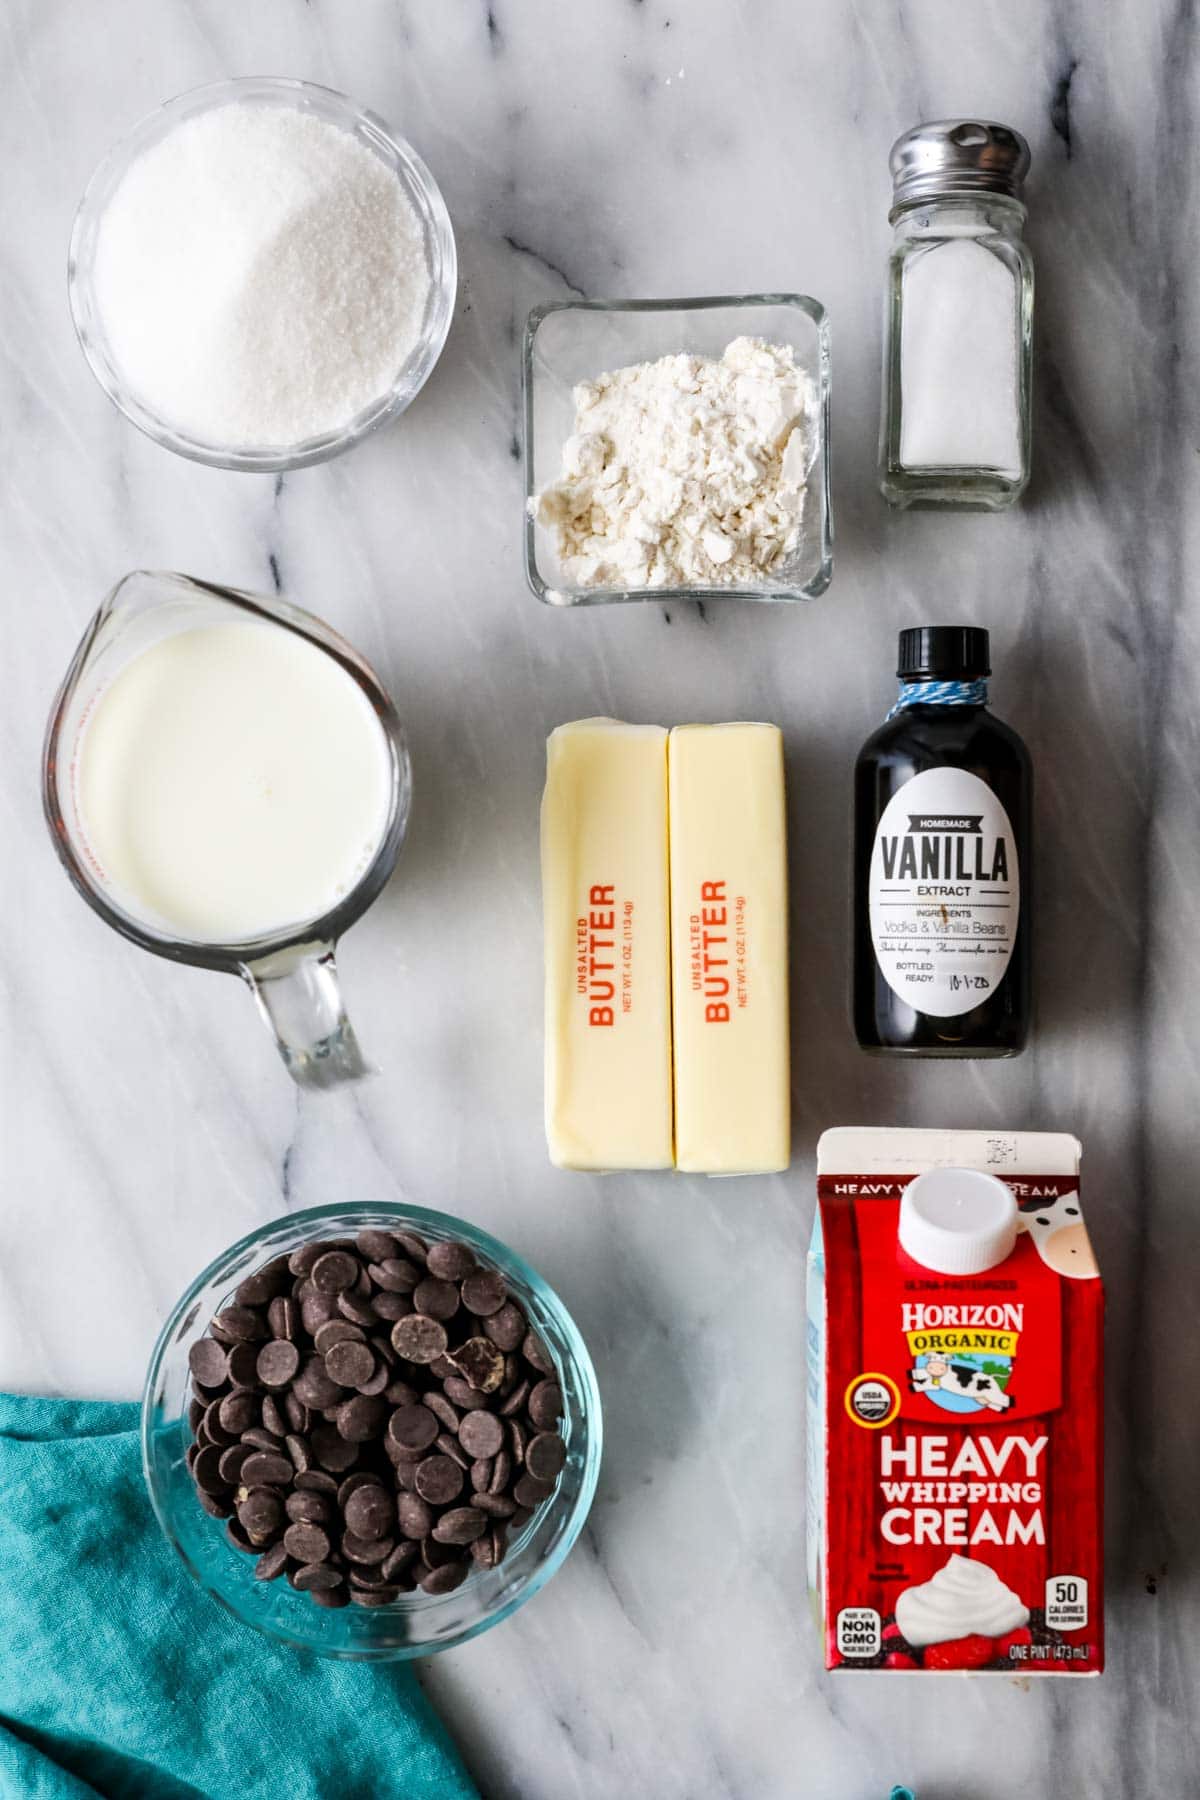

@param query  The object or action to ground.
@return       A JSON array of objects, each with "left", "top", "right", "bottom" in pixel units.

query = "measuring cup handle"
[{"left": 241, "top": 943, "right": 370, "bottom": 1089}]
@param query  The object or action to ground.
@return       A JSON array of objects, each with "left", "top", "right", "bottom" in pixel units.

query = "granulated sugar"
[{"left": 92, "top": 103, "right": 431, "bottom": 448}]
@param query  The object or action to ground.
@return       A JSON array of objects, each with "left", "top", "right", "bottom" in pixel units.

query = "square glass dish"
[{"left": 523, "top": 294, "right": 832, "bottom": 606}]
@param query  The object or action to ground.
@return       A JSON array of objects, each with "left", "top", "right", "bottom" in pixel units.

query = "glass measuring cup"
[{"left": 43, "top": 571, "right": 411, "bottom": 1087}]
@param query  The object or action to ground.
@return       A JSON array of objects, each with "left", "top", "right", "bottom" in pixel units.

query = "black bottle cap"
[{"left": 897, "top": 626, "right": 991, "bottom": 681}]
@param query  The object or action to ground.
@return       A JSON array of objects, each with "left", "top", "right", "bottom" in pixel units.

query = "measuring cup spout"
[{"left": 242, "top": 942, "right": 370, "bottom": 1089}]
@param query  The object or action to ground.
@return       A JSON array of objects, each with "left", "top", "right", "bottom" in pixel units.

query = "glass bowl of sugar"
[
  {"left": 523, "top": 294, "right": 833, "bottom": 605},
  {"left": 68, "top": 78, "right": 457, "bottom": 471}
]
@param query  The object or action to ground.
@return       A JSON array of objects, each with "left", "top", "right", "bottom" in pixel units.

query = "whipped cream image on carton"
[{"left": 807, "top": 1128, "right": 1103, "bottom": 1674}]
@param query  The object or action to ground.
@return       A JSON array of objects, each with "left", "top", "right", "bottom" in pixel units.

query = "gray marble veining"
[{"left": 1, "top": 2, "right": 1197, "bottom": 1796}]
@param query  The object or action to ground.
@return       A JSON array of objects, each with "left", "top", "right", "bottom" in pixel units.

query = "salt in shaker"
[{"left": 879, "top": 120, "right": 1034, "bottom": 511}]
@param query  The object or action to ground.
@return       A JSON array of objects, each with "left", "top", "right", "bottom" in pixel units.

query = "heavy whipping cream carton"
[{"left": 807, "top": 1128, "right": 1103, "bottom": 1674}]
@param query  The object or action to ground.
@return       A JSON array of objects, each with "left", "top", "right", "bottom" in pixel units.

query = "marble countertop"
[{"left": 3, "top": 2, "right": 1197, "bottom": 1796}]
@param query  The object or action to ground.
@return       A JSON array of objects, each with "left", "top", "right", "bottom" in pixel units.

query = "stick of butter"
[
  {"left": 668, "top": 723, "right": 791, "bottom": 1175},
  {"left": 541, "top": 719, "right": 673, "bottom": 1170}
]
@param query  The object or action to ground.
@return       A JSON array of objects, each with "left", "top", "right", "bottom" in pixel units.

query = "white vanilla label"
[{"left": 868, "top": 767, "right": 1019, "bottom": 1019}]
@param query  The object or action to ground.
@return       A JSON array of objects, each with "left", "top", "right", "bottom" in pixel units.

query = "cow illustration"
[
  {"left": 909, "top": 1351, "right": 1014, "bottom": 1413},
  {"left": 1017, "top": 1189, "right": 1099, "bottom": 1279}
]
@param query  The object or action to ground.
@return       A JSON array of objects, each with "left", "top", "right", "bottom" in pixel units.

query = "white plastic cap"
[{"left": 898, "top": 1166, "right": 1018, "bottom": 1274}]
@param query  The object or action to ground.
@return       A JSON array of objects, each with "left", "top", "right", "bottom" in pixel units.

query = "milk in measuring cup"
[
  {"left": 807, "top": 1127, "right": 1103, "bottom": 1674},
  {"left": 76, "top": 619, "right": 392, "bottom": 943}
]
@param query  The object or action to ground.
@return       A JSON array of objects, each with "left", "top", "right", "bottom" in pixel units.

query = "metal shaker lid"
[{"left": 889, "top": 120, "right": 1031, "bottom": 209}]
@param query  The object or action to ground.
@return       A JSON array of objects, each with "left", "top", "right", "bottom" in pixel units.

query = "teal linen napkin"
[{"left": 0, "top": 1393, "right": 478, "bottom": 1800}]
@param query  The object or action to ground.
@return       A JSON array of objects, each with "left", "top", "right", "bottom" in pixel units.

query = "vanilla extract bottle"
[{"left": 854, "top": 627, "right": 1031, "bottom": 1055}]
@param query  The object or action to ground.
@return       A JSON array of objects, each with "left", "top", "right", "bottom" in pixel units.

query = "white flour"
[
  {"left": 93, "top": 103, "right": 431, "bottom": 448},
  {"left": 536, "top": 338, "right": 815, "bottom": 588}
]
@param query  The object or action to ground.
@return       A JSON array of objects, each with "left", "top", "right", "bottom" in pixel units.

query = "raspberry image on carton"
[{"left": 806, "top": 1128, "right": 1104, "bottom": 1675}]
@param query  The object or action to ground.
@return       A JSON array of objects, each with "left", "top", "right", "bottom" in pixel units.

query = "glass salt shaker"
[{"left": 880, "top": 120, "right": 1033, "bottom": 511}]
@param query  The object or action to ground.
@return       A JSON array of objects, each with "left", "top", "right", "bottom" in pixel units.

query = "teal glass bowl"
[{"left": 142, "top": 1202, "right": 602, "bottom": 1659}]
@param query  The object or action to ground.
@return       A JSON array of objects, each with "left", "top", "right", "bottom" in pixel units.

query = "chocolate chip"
[
  {"left": 283, "top": 1521, "right": 331, "bottom": 1563},
  {"left": 356, "top": 1230, "right": 400, "bottom": 1261},
  {"left": 351, "top": 1587, "right": 402, "bottom": 1607},
  {"left": 425, "top": 1240, "right": 477, "bottom": 1282},
  {"left": 460, "top": 1270, "right": 507, "bottom": 1317},
  {"left": 344, "top": 1483, "right": 395, "bottom": 1541},
  {"left": 188, "top": 1339, "right": 229, "bottom": 1387},
  {"left": 283, "top": 1392, "right": 310, "bottom": 1434},
  {"left": 286, "top": 1490, "right": 332, "bottom": 1525},
  {"left": 370, "top": 1258, "right": 422, "bottom": 1294},
  {"left": 389, "top": 1404, "right": 439, "bottom": 1454},
  {"left": 268, "top": 1295, "right": 298, "bottom": 1341},
  {"left": 391, "top": 1496, "right": 431, "bottom": 1543},
  {"left": 354, "top": 1360, "right": 390, "bottom": 1398},
  {"left": 335, "top": 1395, "right": 387, "bottom": 1443},
  {"left": 448, "top": 1338, "right": 506, "bottom": 1393},
  {"left": 256, "top": 1340, "right": 300, "bottom": 1388},
  {"left": 292, "top": 1357, "right": 345, "bottom": 1411},
  {"left": 419, "top": 1562, "right": 467, "bottom": 1595},
  {"left": 293, "top": 1469, "right": 338, "bottom": 1495},
  {"left": 528, "top": 1380, "right": 563, "bottom": 1430},
  {"left": 236, "top": 1257, "right": 291, "bottom": 1307},
  {"left": 342, "top": 1530, "right": 396, "bottom": 1566},
  {"left": 349, "top": 1563, "right": 391, "bottom": 1591},
  {"left": 309, "top": 1584, "right": 350, "bottom": 1609},
  {"left": 371, "top": 1292, "right": 413, "bottom": 1323},
  {"left": 458, "top": 1410, "right": 504, "bottom": 1460},
  {"left": 254, "top": 1541, "right": 289, "bottom": 1581},
  {"left": 523, "top": 1331, "right": 554, "bottom": 1375},
  {"left": 240, "top": 1451, "right": 293, "bottom": 1487},
  {"left": 240, "top": 1427, "right": 285, "bottom": 1454},
  {"left": 201, "top": 1401, "right": 237, "bottom": 1447},
  {"left": 284, "top": 1433, "right": 310, "bottom": 1473},
  {"left": 433, "top": 1506, "right": 488, "bottom": 1545},
  {"left": 313, "top": 1319, "right": 364, "bottom": 1355},
  {"left": 288, "top": 1243, "right": 326, "bottom": 1277},
  {"left": 514, "top": 1472, "right": 552, "bottom": 1509},
  {"left": 508, "top": 1418, "right": 527, "bottom": 1465},
  {"left": 412, "top": 1277, "right": 459, "bottom": 1322},
  {"left": 261, "top": 1395, "right": 289, "bottom": 1438},
  {"left": 422, "top": 1393, "right": 460, "bottom": 1433},
  {"left": 217, "top": 1443, "right": 253, "bottom": 1485},
  {"left": 484, "top": 1303, "right": 527, "bottom": 1352},
  {"left": 436, "top": 1432, "right": 471, "bottom": 1471},
  {"left": 311, "top": 1250, "right": 360, "bottom": 1294},
  {"left": 325, "top": 1339, "right": 376, "bottom": 1390},
  {"left": 310, "top": 1424, "right": 358, "bottom": 1472},
  {"left": 237, "top": 1488, "right": 283, "bottom": 1539},
  {"left": 390, "top": 1315, "right": 448, "bottom": 1364},
  {"left": 474, "top": 1492, "right": 517, "bottom": 1519},
  {"left": 336, "top": 1290, "right": 379, "bottom": 1327},
  {"left": 498, "top": 1378, "right": 530, "bottom": 1418},
  {"left": 414, "top": 1455, "right": 464, "bottom": 1505},
  {"left": 381, "top": 1540, "right": 420, "bottom": 1581},
  {"left": 470, "top": 1531, "right": 499, "bottom": 1568},
  {"left": 443, "top": 1377, "right": 491, "bottom": 1411},
  {"left": 213, "top": 1305, "right": 267, "bottom": 1343},
  {"left": 526, "top": 1431, "right": 567, "bottom": 1483},
  {"left": 226, "top": 1518, "right": 255, "bottom": 1553},
  {"left": 192, "top": 1446, "right": 228, "bottom": 1495},
  {"left": 291, "top": 1561, "right": 343, "bottom": 1592},
  {"left": 470, "top": 1458, "right": 493, "bottom": 1493},
  {"left": 300, "top": 1294, "right": 339, "bottom": 1335}
]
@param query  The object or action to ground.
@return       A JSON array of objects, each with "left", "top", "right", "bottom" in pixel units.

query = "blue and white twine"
[{"left": 887, "top": 678, "right": 988, "bottom": 719}]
